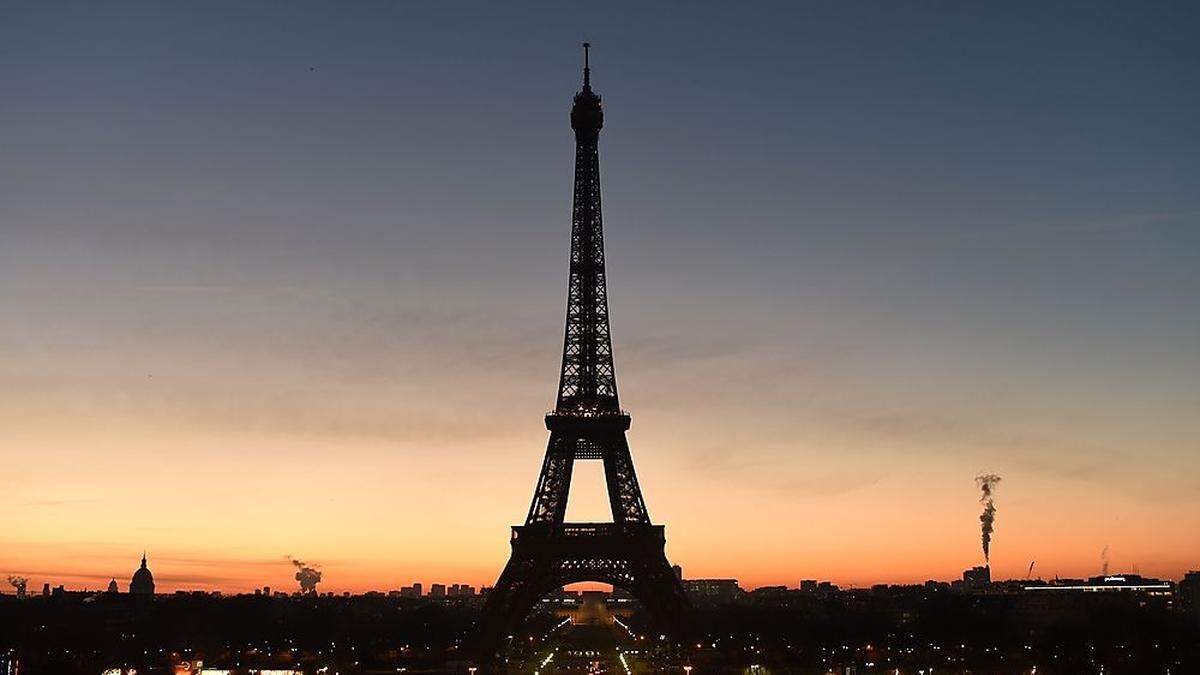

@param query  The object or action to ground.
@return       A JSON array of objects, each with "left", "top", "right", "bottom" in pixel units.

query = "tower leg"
[
  {"left": 525, "top": 436, "right": 574, "bottom": 525},
  {"left": 602, "top": 435, "right": 649, "bottom": 523}
]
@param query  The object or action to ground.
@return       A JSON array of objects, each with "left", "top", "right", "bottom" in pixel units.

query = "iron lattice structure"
[{"left": 473, "top": 45, "right": 689, "bottom": 665}]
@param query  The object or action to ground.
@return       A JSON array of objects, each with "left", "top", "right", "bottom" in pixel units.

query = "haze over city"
[{"left": 2, "top": 1, "right": 1199, "bottom": 598}]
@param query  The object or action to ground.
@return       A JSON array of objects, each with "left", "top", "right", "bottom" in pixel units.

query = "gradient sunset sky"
[{"left": 2, "top": 2, "right": 1198, "bottom": 594}]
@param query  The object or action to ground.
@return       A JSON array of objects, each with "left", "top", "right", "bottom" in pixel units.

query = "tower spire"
[{"left": 582, "top": 42, "right": 591, "bottom": 89}]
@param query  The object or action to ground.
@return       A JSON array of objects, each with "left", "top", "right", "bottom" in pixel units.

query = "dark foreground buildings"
[{"left": 3, "top": 573, "right": 1200, "bottom": 674}]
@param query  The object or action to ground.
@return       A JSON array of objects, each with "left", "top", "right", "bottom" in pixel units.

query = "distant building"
[
  {"left": 545, "top": 587, "right": 579, "bottom": 601},
  {"left": 556, "top": 590, "right": 632, "bottom": 625},
  {"left": 430, "top": 583, "right": 446, "bottom": 599},
  {"left": 1024, "top": 574, "right": 1172, "bottom": 595},
  {"left": 1180, "top": 571, "right": 1200, "bottom": 625},
  {"left": 130, "top": 553, "right": 155, "bottom": 596},
  {"left": 671, "top": 564, "right": 683, "bottom": 581},
  {"left": 796, "top": 580, "right": 839, "bottom": 597},
  {"left": 107, "top": 579, "right": 119, "bottom": 594},
  {"left": 748, "top": 585, "right": 791, "bottom": 604},
  {"left": 683, "top": 579, "right": 743, "bottom": 605},
  {"left": 962, "top": 565, "right": 991, "bottom": 589}
]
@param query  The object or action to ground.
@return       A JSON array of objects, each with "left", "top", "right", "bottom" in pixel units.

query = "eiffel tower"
[{"left": 473, "top": 44, "right": 690, "bottom": 662}]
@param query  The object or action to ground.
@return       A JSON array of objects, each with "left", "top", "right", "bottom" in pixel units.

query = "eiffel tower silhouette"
[{"left": 472, "top": 44, "right": 690, "bottom": 664}]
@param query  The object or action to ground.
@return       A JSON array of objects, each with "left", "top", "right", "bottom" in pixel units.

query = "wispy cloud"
[
  {"left": 683, "top": 443, "right": 887, "bottom": 498},
  {"left": 14, "top": 497, "right": 106, "bottom": 508},
  {"left": 620, "top": 334, "right": 753, "bottom": 372}
]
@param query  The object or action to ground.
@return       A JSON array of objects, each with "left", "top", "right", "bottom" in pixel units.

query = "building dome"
[{"left": 130, "top": 552, "right": 155, "bottom": 596}]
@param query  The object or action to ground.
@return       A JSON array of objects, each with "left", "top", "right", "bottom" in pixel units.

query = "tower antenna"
[{"left": 582, "top": 42, "right": 591, "bottom": 88}]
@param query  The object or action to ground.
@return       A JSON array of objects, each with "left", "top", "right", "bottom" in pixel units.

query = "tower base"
[{"left": 472, "top": 522, "right": 689, "bottom": 667}]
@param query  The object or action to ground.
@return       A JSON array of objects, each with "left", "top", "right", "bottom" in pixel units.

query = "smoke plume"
[
  {"left": 288, "top": 556, "right": 322, "bottom": 595},
  {"left": 1101, "top": 545, "right": 1110, "bottom": 576},
  {"left": 975, "top": 473, "right": 1002, "bottom": 563},
  {"left": 7, "top": 576, "right": 28, "bottom": 597}
]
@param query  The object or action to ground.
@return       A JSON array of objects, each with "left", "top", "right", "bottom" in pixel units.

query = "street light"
[{"left": 683, "top": 666, "right": 693, "bottom": 674}]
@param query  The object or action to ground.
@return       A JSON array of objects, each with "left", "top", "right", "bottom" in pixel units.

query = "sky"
[{"left": 1, "top": 1, "right": 1198, "bottom": 594}]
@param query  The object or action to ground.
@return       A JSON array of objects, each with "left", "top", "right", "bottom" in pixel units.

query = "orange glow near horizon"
[
  {"left": 4, "top": 287, "right": 1199, "bottom": 594},
  {"left": 4, "top": 394, "right": 1198, "bottom": 595}
]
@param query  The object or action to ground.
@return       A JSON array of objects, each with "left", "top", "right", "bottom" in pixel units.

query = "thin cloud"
[
  {"left": 152, "top": 555, "right": 310, "bottom": 569},
  {"left": 619, "top": 335, "right": 753, "bottom": 372},
  {"left": 684, "top": 443, "right": 887, "bottom": 498},
  {"left": 14, "top": 497, "right": 106, "bottom": 508}
]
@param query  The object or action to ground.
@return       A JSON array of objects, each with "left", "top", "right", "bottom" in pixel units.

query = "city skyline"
[{"left": 3, "top": 2, "right": 1200, "bottom": 596}]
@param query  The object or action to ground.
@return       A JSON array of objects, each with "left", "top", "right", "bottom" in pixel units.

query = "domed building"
[
  {"left": 107, "top": 578, "right": 119, "bottom": 594},
  {"left": 130, "top": 552, "right": 155, "bottom": 596}
]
